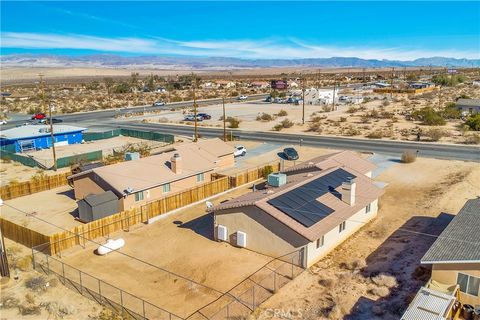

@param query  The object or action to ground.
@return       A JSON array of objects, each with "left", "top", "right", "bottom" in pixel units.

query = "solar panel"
[{"left": 267, "top": 169, "right": 356, "bottom": 227}]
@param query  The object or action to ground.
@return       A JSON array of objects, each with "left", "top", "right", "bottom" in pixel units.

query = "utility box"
[
  {"left": 236, "top": 231, "right": 247, "bottom": 248},
  {"left": 267, "top": 173, "right": 287, "bottom": 187},
  {"left": 124, "top": 152, "right": 140, "bottom": 161},
  {"left": 217, "top": 225, "right": 228, "bottom": 241}
]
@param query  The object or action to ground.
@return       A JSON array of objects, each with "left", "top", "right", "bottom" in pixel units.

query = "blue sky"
[{"left": 1, "top": 1, "right": 479, "bottom": 60}]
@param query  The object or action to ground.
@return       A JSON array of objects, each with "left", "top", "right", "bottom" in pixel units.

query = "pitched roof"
[
  {"left": 421, "top": 198, "right": 480, "bottom": 264},
  {"left": 212, "top": 162, "right": 383, "bottom": 242},
  {"left": 0, "top": 125, "right": 86, "bottom": 140},
  {"left": 82, "top": 191, "right": 118, "bottom": 207},
  {"left": 70, "top": 139, "right": 234, "bottom": 195},
  {"left": 456, "top": 98, "right": 480, "bottom": 107}
]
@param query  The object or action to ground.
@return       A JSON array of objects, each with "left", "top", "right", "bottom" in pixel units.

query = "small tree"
[
  {"left": 465, "top": 114, "right": 480, "bottom": 131},
  {"left": 226, "top": 117, "right": 240, "bottom": 128},
  {"left": 401, "top": 151, "right": 417, "bottom": 163}
]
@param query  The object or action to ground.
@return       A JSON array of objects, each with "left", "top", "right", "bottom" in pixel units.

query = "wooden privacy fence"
[
  {"left": 229, "top": 161, "right": 281, "bottom": 187},
  {"left": 0, "top": 218, "right": 51, "bottom": 249},
  {"left": 0, "top": 172, "right": 71, "bottom": 200}
]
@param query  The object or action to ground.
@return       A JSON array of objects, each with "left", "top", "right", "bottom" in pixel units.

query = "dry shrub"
[
  {"left": 307, "top": 122, "right": 322, "bottom": 133},
  {"left": 15, "top": 255, "right": 32, "bottom": 271},
  {"left": 256, "top": 112, "right": 273, "bottom": 121},
  {"left": 158, "top": 117, "right": 169, "bottom": 123},
  {"left": 425, "top": 128, "right": 448, "bottom": 142},
  {"left": 371, "top": 274, "right": 398, "bottom": 288},
  {"left": 25, "top": 276, "right": 47, "bottom": 292},
  {"left": 44, "top": 301, "right": 76, "bottom": 318},
  {"left": 340, "top": 117, "right": 347, "bottom": 122},
  {"left": 343, "top": 126, "right": 360, "bottom": 136},
  {"left": 401, "top": 151, "right": 417, "bottom": 163},
  {"left": 369, "top": 286, "right": 390, "bottom": 298},
  {"left": 344, "top": 258, "right": 367, "bottom": 271},
  {"left": 464, "top": 133, "right": 480, "bottom": 144},
  {"left": 318, "top": 277, "right": 336, "bottom": 289},
  {"left": 277, "top": 109, "right": 288, "bottom": 116},
  {"left": 1, "top": 294, "right": 20, "bottom": 309},
  {"left": 366, "top": 130, "right": 384, "bottom": 139}
]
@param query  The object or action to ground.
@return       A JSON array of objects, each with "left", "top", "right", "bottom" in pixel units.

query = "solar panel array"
[{"left": 267, "top": 168, "right": 356, "bottom": 227}]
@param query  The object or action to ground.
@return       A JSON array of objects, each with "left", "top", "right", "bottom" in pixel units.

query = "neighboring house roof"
[
  {"left": 82, "top": 191, "right": 118, "bottom": 207},
  {"left": 69, "top": 139, "right": 233, "bottom": 196},
  {"left": 0, "top": 125, "right": 86, "bottom": 140},
  {"left": 401, "top": 286, "right": 456, "bottom": 320},
  {"left": 283, "top": 150, "right": 376, "bottom": 176},
  {"left": 456, "top": 98, "right": 480, "bottom": 107},
  {"left": 421, "top": 198, "right": 480, "bottom": 264},
  {"left": 212, "top": 162, "right": 383, "bottom": 242}
]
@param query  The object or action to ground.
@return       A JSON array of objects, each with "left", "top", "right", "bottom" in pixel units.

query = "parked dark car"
[
  {"left": 283, "top": 147, "right": 299, "bottom": 160},
  {"left": 46, "top": 118, "right": 63, "bottom": 124},
  {"left": 197, "top": 113, "right": 211, "bottom": 120}
]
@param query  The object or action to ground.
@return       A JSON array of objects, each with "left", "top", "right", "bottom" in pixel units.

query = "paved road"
[
  {"left": 3, "top": 93, "right": 270, "bottom": 128},
  {"left": 107, "top": 122, "right": 480, "bottom": 162}
]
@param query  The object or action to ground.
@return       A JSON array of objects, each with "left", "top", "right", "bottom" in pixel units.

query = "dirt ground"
[
  {"left": 54, "top": 181, "right": 275, "bottom": 319},
  {"left": 1, "top": 185, "right": 81, "bottom": 235},
  {"left": 253, "top": 157, "right": 480, "bottom": 320},
  {"left": 136, "top": 82, "right": 480, "bottom": 145},
  {"left": 0, "top": 161, "right": 70, "bottom": 186},
  {"left": 0, "top": 238, "right": 103, "bottom": 320}
]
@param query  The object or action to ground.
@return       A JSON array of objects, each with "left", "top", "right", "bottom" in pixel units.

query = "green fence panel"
[
  {"left": 83, "top": 129, "right": 121, "bottom": 141},
  {"left": 56, "top": 150, "right": 103, "bottom": 168},
  {"left": 0, "top": 150, "right": 38, "bottom": 167},
  {"left": 120, "top": 129, "right": 174, "bottom": 143}
]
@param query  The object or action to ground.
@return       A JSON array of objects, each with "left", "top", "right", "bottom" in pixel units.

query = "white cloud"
[{"left": 1, "top": 32, "right": 479, "bottom": 60}]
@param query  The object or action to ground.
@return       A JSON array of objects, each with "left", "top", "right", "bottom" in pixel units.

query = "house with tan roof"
[
  {"left": 211, "top": 151, "right": 383, "bottom": 267},
  {"left": 69, "top": 138, "right": 234, "bottom": 212}
]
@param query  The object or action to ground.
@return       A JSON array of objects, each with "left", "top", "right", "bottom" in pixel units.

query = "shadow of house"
[
  {"left": 344, "top": 213, "right": 454, "bottom": 319},
  {"left": 178, "top": 213, "right": 214, "bottom": 240},
  {"left": 57, "top": 188, "right": 76, "bottom": 200}
]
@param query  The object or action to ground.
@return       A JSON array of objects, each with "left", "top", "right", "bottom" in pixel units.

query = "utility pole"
[
  {"left": 332, "top": 77, "right": 337, "bottom": 111},
  {"left": 39, "top": 74, "right": 57, "bottom": 171},
  {"left": 301, "top": 75, "right": 305, "bottom": 125},
  {"left": 193, "top": 78, "right": 198, "bottom": 142},
  {"left": 222, "top": 96, "right": 227, "bottom": 141},
  {"left": 362, "top": 68, "right": 366, "bottom": 84},
  {"left": 390, "top": 67, "right": 395, "bottom": 99}
]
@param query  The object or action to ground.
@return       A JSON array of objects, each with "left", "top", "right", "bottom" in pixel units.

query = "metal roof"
[
  {"left": 82, "top": 191, "right": 118, "bottom": 207},
  {"left": 401, "top": 286, "right": 455, "bottom": 320},
  {"left": 421, "top": 198, "right": 480, "bottom": 264},
  {"left": 0, "top": 125, "right": 86, "bottom": 140}
]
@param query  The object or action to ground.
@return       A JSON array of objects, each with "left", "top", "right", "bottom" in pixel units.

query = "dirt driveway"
[{"left": 255, "top": 157, "right": 480, "bottom": 320}]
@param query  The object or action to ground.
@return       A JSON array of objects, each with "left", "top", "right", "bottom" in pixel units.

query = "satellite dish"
[{"left": 205, "top": 201, "right": 214, "bottom": 209}]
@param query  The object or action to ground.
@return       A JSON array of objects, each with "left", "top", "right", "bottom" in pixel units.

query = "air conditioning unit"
[
  {"left": 236, "top": 231, "right": 247, "bottom": 248},
  {"left": 267, "top": 173, "right": 287, "bottom": 187},
  {"left": 217, "top": 225, "right": 228, "bottom": 241}
]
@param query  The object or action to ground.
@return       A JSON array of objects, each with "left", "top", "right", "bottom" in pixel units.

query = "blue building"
[{"left": 0, "top": 125, "right": 86, "bottom": 153}]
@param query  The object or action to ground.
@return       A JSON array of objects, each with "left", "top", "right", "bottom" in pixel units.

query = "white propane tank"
[{"left": 97, "top": 238, "right": 125, "bottom": 255}]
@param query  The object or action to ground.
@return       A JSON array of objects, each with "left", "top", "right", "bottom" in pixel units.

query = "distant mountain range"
[{"left": 1, "top": 54, "right": 479, "bottom": 69}]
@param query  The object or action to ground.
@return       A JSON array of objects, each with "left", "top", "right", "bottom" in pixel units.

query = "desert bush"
[
  {"left": 307, "top": 122, "right": 322, "bottom": 133},
  {"left": 318, "top": 277, "right": 336, "bottom": 288},
  {"left": 382, "top": 100, "right": 390, "bottom": 107},
  {"left": 441, "top": 102, "right": 461, "bottom": 119},
  {"left": 369, "top": 286, "right": 390, "bottom": 298},
  {"left": 464, "top": 133, "right": 480, "bottom": 144},
  {"left": 44, "top": 301, "right": 75, "bottom": 318},
  {"left": 1, "top": 294, "right": 20, "bottom": 309},
  {"left": 25, "top": 276, "right": 47, "bottom": 292},
  {"left": 158, "top": 117, "right": 169, "bottom": 123},
  {"left": 465, "top": 114, "right": 480, "bottom": 131},
  {"left": 339, "top": 117, "right": 347, "bottom": 122},
  {"left": 226, "top": 117, "right": 241, "bottom": 128},
  {"left": 343, "top": 258, "right": 366, "bottom": 271},
  {"left": 425, "top": 128, "right": 448, "bottom": 142},
  {"left": 412, "top": 107, "right": 446, "bottom": 126},
  {"left": 277, "top": 109, "right": 288, "bottom": 116},
  {"left": 366, "top": 130, "right": 383, "bottom": 139},
  {"left": 346, "top": 106, "right": 358, "bottom": 114},
  {"left": 343, "top": 126, "right": 360, "bottom": 136},
  {"left": 401, "top": 151, "right": 417, "bottom": 163},
  {"left": 371, "top": 274, "right": 398, "bottom": 288},
  {"left": 280, "top": 118, "right": 294, "bottom": 128},
  {"left": 15, "top": 255, "right": 32, "bottom": 271},
  {"left": 256, "top": 113, "right": 273, "bottom": 121},
  {"left": 272, "top": 124, "right": 284, "bottom": 131}
]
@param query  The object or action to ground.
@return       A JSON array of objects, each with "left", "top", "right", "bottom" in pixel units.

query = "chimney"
[
  {"left": 341, "top": 177, "right": 356, "bottom": 206},
  {"left": 171, "top": 153, "right": 182, "bottom": 174}
]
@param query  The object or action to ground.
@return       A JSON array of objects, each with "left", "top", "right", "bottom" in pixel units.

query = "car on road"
[
  {"left": 31, "top": 113, "right": 47, "bottom": 120},
  {"left": 237, "top": 95, "right": 248, "bottom": 101},
  {"left": 234, "top": 145, "right": 247, "bottom": 157},
  {"left": 153, "top": 101, "right": 166, "bottom": 106},
  {"left": 45, "top": 118, "right": 63, "bottom": 124},
  {"left": 265, "top": 96, "right": 273, "bottom": 103},
  {"left": 0, "top": 119, "right": 7, "bottom": 125},
  {"left": 197, "top": 113, "right": 211, "bottom": 120},
  {"left": 184, "top": 114, "right": 203, "bottom": 121},
  {"left": 283, "top": 147, "right": 299, "bottom": 160}
]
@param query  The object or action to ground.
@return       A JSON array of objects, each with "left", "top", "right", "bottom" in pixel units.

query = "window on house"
[
  {"left": 162, "top": 183, "right": 171, "bottom": 193},
  {"left": 366, "top": 203, "right": 371, "bottom": 213},
  {"left": 134, "top": 191, "right": 144, "bottom": 202},
  {"left": 196, "top": 173, "right": 205, "bottom": 182},
  {"left": 316, "top": 235, "right": 324, "bottom": 248},
  {"left": 457, "top": 273, "right": 480, "bottom": 296},
  {"left": 339, "top": 221, "right": 346, "bottom": 233}
]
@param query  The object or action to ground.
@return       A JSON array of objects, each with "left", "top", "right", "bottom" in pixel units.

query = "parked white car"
[
  {"left": 0, "top": 120, "right": 7, "bottom": 125},
  {"left": 237, "top": 95, "right": 248, "bottom": 101},
  {"left": 153, "top": 101, "right": 166, "bottom": 106},
  {"left": 234, "top": 145, "right": 247, "bottom": 157},
  {"left": 184, "top": 114, "right": 203, "bottom": 121}
]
